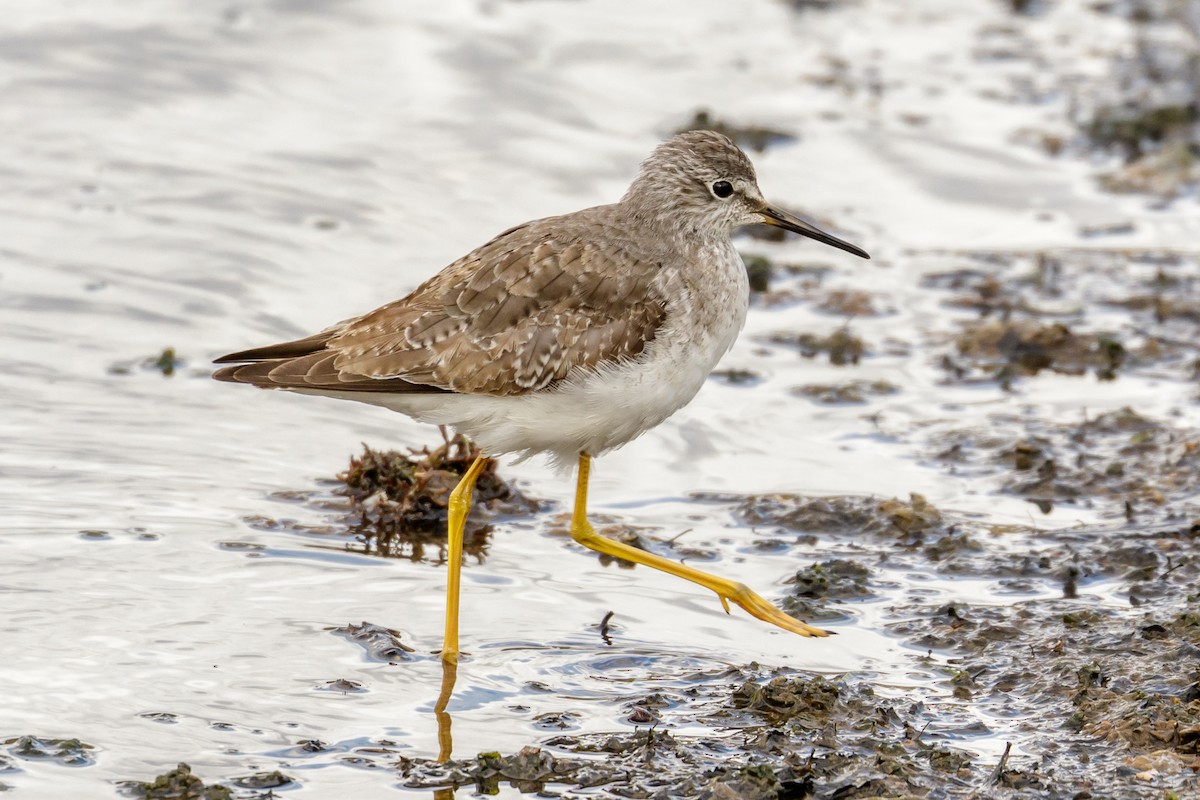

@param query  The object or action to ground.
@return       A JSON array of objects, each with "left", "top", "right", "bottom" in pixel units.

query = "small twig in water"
[
  {"left": 598, "top": 610, "right": 615, "bottom": 646},
  {"left": 665, "top": 528, "right": 694, "bottom": 546},
  {"left": 988, "top": 741, "right": 1013, "bottom": 785},
  {"left": 1161, "top": 555, "right": 1188, "bottom": 579}
]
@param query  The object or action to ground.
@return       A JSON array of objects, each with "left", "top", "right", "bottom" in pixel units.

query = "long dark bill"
[{"left": 759, "top": 204, "right": 870, "bottom": 260}]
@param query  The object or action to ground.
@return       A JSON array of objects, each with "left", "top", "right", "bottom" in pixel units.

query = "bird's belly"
[{"left": 352, "top": 315, "right": 732, "bottom": 469}]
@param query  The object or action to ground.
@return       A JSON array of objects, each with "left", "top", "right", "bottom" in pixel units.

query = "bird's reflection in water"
[
  {"left": 351, "top": 517, "right": 494, "bottom": 564},
  {"left": 435, "top": 657, "right": 458, "bottom": 764}
]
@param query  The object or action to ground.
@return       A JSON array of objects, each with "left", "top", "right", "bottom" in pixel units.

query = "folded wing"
[{"left": 213, "top": 212, "right": 668, "bottom": 397}]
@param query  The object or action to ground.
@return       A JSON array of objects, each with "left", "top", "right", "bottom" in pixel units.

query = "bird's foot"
[{"left": 714, "top": 582, "right": 832, "bottom": 638}]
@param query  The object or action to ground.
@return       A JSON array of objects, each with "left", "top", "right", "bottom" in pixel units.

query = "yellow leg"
[
  {"left": 569, "top": 453, "right": 831, "bottom": 638},
  {"left": 441, "top": 455, "right": 488, "bottom": 664}
]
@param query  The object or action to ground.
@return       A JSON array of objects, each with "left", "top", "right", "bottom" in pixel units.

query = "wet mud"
[
  {"left": 172, "top": 425, "right": 1199, "bottom": 798},
  {"left": 357, "top": 491, "right": 1198, "bottom": 799}
]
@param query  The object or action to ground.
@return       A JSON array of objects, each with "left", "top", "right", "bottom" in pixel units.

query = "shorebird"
[{"left": 214, "top": 130, "right": 869, "bottom": 663}]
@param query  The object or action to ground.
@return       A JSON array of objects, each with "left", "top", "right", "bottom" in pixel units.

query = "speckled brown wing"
[{"left": 214, "top": 211, "right": 669, "bottom": 397}]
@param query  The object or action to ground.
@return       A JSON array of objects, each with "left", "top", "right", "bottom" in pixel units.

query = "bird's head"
[{"left": 623, "top": 129, "right": 869, "bottom": 259}]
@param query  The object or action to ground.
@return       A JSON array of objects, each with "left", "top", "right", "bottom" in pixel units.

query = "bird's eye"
[{"left": 711, "top": 180, "right": 733, "bottom": 199}]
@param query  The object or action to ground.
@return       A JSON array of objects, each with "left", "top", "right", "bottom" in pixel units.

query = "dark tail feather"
[
  {"left": 213, "top": 330, "right": 335, "bottom": 364},
  {"left": 212, "top": 362, "right": 271, "bottom": 384},
  {"left": 212, "top": 350, "right": 446, "bottom": 395}
]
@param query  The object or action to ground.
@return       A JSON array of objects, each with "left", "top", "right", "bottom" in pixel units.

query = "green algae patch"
[
  {"left": 739, "top": 250, "right": 836, "bottom": 306},
  {"left": 1084, "top": 104, "right": 1198, "bottom": 163}
]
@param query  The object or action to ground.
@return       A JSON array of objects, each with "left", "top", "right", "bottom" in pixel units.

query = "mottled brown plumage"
[
  {"left": 214, "top": 129, "right": 868, "bottom": 463},
  {"left": 215, "top": 214, "right": 668, "bottom": 397}
]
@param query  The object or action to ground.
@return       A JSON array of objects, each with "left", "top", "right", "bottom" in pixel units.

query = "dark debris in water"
[
  {"left": 816, "top": 289, "right": 882, "bottom": 317},
  {"left": 783, "top": 559, "right": 874, "bottom": 621},
  {"left": 728, "top": 674, "right": 843, "bottom": 724},
  {"left": 710, "top": 366, "right": 764, "bottom": 387},
  {"left": 675, "top": 108, "right": 797, "bottom": 153},
  {"left": 249, "top": 434, "right": 542, "bottom": 563},
  {"left": 339, "top": 434, "right": 536, "bottom": 530},
  {"left": 3, "top": 735, "right": 95, "bottom": 767},
  {"left": 118, "top": 762, "right": 232, "bottom": 799},
  {"left": 329, "top": 620, "right": 415, "bottom": 663},
  {"left": 1073, "top": 0, "right": 1200, "bottom": 199},
  {"left": 1098, "top": 141, "right": 1200, "bottom": 198},
  {"left": 109, "top": 346, "right": 184, "bottom": 377},
  {"left": 714, "top": 488, "right": 1200, "bottom": 797},
  {"left": 232, "top": 769, "right": 292, "bottom": 790},
  {"left": 997, "top": 1, "right": 1200, "bottom": 198},
  {"left": 732, "top": 488, "right": 1199, "bottom": 603},
  {"left": 235, "top": 435, "right": 547, "bottom": 583},
  {"left": 393, "top": 674, "right": 986, "bottom": 799},
  {"left": 733, "top": 491, "right": 945, "bottom": 542},
  {"left": 769, "top": 327, "right": 866, "bottom": 365},
  {"left": 792, "top": 379, "right": 898, "bottom": 405},
  {"left": 740, "top": 250, "right": 836, "bottom": 306},
  {"left": 949, "top": 319, "right": 1126, "bottom": 386},
  {"left": 930, "top": 406, "right": 1200, "bottom": 517},
  {"left": 923, "top": 249, "right": 1200, "bottom": 388},
  {"left": 120, "top": 765, "right": 292, "bottom": 797}
]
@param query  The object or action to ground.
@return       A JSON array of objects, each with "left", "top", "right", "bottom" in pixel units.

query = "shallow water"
[{"left": 2, "top": 0, "right": 1198, "bottom": 797}]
